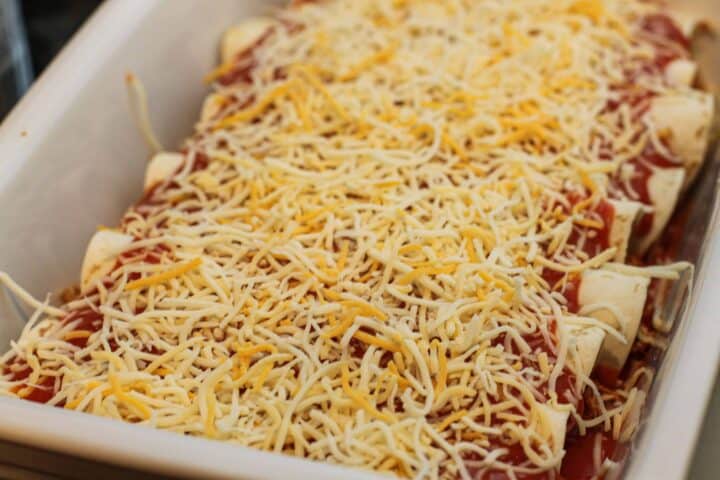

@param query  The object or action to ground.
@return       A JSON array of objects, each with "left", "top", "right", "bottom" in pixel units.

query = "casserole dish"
[{"left": 0, "top": 1, "right": 718, "bottom": 478}]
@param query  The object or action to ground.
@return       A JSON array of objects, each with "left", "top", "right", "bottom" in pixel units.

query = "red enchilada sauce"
[
  {"left": 539, "top": 194, "right": 614, "bottom": 315},
  {"left": 604, "top": 9, "right": 690, "bottom": 244},
  {"left": 466, "top": 189, "right": 609, "bottom": 478},
  {"left": 2, "top": 238, "right": 173, "bottom": 402},
  {"left": 640, "top": 14, "right": 690, "bottom": 69},
  {"left": 561, "top": 430, "right": 626, "bottom": 480},
  {"left": 570, "top": 198, "right": 614, "bottom": 259},
  {"left": 3, "top": 307, "right": 104, "bottom": 403},
  {"left": 534, "top": 13, "right": 691, "bottom": 479},
  {"left": 612, "top": 141, "right": 680, "bottom": 239},
  {"left": 4, "top": 363, "right": 56, "bottom": 403}
]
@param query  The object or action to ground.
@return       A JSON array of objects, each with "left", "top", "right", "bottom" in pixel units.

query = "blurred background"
[{"left": 0, "top": 0, "right": 101, "bottom": 117}]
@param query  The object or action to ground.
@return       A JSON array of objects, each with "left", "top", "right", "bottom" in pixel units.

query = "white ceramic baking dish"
[{"left": 0, "top": 1, "right": 718, "bottom": 479}]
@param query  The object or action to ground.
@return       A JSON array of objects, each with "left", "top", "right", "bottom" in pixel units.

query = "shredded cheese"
[{"left": 125, "top": 257, "right": 203, "bottom": 291}]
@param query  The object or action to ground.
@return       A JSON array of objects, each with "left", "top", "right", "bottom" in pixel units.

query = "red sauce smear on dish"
[{"left": 560, "top": 429, "right": 627, "bottom": 480}]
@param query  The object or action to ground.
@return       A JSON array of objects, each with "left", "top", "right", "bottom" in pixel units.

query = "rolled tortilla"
[
  {"left": 568, "top": 326, "right": 606, "bottom": 379},
  {"left": 577, "top": 269, "right": 650, "bottom": 370},
  {"left": 665, "top": 59, "right": 698, "bottom": 87},
  {"left": 81, "top": 231, "right": 134, "bottom": 292},
  {"left": 144, "top": 152, "right": 184, "bottom": 190},
  {"left": 608, "top": 199, "right": 642, "bottom": 263},
  {"left": 221, "top": 18, "right": 276, "bottom": 63},
  {"left": 647, "top": 92, "right": 714, "bottom": 189},
  {"left": 634, "top": 167, "right": 685, "bottom": 255},
  {"left": 536, "top": 404, "right": 570, "bottom": 454}
]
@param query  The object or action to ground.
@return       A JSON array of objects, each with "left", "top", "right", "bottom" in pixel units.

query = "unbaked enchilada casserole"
[{"left": 0, "top": 1, "right": 714, "bottom": 478}]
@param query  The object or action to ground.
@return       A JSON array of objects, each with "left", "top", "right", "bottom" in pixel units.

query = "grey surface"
[
  {"left": 689, "top": 374, "right": 720, "bottom": 479},
  {"left": 0, "top": 437, "right": 167, "bottom": 480}
]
